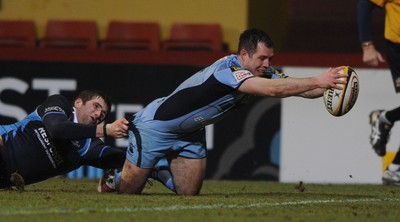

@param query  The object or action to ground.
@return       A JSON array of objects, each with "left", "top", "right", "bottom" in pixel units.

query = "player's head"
[
  {"left": 237, "top": 28, "right": 275, "bottom": 76},
  {"left": 74, "top": 90, "right": 112, "bottom": 124}
]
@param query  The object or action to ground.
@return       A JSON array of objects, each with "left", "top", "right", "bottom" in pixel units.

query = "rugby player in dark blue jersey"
[
  {"left": 99, "top": 28, "right": 347, "bottom": 195},
  {"left": 0, "top": 90, "right": 129, "bottom": 190}
]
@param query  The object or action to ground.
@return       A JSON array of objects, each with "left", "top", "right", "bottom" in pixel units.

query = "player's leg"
[
  {"left": 99, "top": 118, "right": 167, "bottom": 194},
  {"left": 118, "top": 159, "right": 151, "bottom": 194},
  {"left": 98, "top": 160, "right": 150, "bottom": 194},
  {"left": 370, "top": 41, "right": 400, "bottom": 156},
  {"left": 384, "top": 106, "right": 400, "bottom": 124},
  {"left": 0, "top": 129, "right": 25, "bottom": 190},
  {"left": 166, "top": 128, "right": 207, "bottom": 195},
  {"left": 369, "top": 106, "right": 400, "bottom": 156},
  {"left": 169, "top": 155, "right": 206, "bottom": 196},
  {"left": 369, "top": 110, "right": 393, "bottom": 156},
  {"left": 0, "top": 136, "right": 9, "bottom": 189},
  {"left": 385, "top": 39, "right": 400, "bottom": 93},
  {"left": 383, "top": 151, "right": 400, "bottom": 185}
]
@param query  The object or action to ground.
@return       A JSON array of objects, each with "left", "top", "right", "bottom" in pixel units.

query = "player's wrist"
[
  {"left": 361, "top": 41, "right": 373, "bottom": 50},
  {"left": 103, "top": 124, "right": 108, "bottom": 136}
]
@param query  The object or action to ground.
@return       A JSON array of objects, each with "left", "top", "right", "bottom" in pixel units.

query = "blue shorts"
[{"left": 126, "top": 116, "right": 207, "bottom": 169}]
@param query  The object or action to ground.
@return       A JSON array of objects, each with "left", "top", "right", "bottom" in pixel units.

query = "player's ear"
[
  {"left": 74, "top": 98, "right": 83, "bottom": 107},
  {"left": 239, "top": 48, "right": 249, "bottom": 62}
]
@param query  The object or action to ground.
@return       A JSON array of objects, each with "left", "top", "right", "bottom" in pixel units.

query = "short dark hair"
[
  {"left": 237, "top": 28, "right": 274, "bottom": 56},
  {"left": 76, "top": 90, "right": 112, "bottom": 120}
]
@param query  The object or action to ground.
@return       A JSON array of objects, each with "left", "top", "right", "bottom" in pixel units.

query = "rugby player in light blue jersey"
[{"left": 98, "top": 28, "right": 347, "bottom": 195}]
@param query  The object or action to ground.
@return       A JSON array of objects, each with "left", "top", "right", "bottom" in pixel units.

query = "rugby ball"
[{"left": 323, "top": 66, "right": 359, "bottom": 116}]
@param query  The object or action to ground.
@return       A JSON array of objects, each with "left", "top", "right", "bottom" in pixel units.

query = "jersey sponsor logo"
[
  {"left": 71, "top": 140, "right": 80, "bottom": 148},
  {"left": 194, "top": 116, "right": 205, "bottom": 123},
  {"left": 44, "top": 106, "right": 65, "bottom": 114},
  {"left": 34, "top": 127, "right": 64, "bottom": 168},
  {"left": 233, "top": 70, "right": 252, "bottom": 82},
  {"left": 230, "top": 66, "right": 242, "bottom": 71}
]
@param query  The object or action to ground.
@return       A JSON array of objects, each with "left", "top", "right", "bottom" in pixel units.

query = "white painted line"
[{"left": 1, "top": 198, "right": 399, "bottom": 216}]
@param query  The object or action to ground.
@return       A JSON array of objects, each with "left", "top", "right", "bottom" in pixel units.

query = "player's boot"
[
  {"left": 97, "top": 169, "right": 116, "bottom": 193},
  {"left": 10, "top": 172, "right": 25, "bottom": 191},
  {"left": 382, "top": 169, "right": 400, "bottom": 185},
  {"left": 369, "top": 110, "right": 393, "bottom": 156}
]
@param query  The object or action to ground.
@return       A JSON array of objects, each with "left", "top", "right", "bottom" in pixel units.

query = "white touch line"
[{"left": 1, "top": 198, "right": 399, "bottom": 216}]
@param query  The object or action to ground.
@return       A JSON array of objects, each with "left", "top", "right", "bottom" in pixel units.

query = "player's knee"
[
  {"left": 176, "top": 190, "right": 199, "bottom": 196},
  {"left": 118, "top": 178, "right": 145, "bottom": 195},
  {"left": 119, "top": 160, "right": 151, "bottom": 195},
  {"left": 175, "top": 186, "right": 201, "bottom": 196}
]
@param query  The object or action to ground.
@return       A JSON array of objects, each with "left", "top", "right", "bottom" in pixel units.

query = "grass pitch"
[{"left": 1, "top": 178, "right": 400, "bottom": 222}]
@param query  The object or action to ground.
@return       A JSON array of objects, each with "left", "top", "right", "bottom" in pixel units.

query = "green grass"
[{"left": 1, "top": 178, "right": 400, "bottom": 222}]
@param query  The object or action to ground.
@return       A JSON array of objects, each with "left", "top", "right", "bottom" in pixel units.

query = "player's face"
[
  {"left": 241, "top": 42, "right": 274, "bottom": 77},
  {"left": 74, "top": 97, "right": 109, "bottom": 125}
]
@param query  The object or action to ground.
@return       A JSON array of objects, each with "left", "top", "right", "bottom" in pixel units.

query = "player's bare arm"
[{"left": 239, "top": 66, "right": 347, "bottom": 98}]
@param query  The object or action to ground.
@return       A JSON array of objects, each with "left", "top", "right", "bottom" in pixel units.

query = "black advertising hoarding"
[{"left": 0, "top": 60, "right": 280, "bottom": 181}]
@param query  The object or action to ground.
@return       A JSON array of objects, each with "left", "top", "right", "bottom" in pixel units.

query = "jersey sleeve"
[
  {"left": 80, "top": 138, "right": 126, "bottom": 169},
  {"left": 37, "top": 94, "right": 97, "bottom": 140},
  {"left": 357, "top": 0, "right": 378, "bottom": 43},
  {"left": 261, "top": 66, "right": 289, "bottom": 79}
]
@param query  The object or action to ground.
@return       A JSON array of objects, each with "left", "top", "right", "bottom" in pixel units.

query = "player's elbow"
[{"left": 45, "top": 122, "right": 66, "bottom": 139}]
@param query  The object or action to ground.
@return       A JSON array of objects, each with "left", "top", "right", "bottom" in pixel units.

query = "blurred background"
[{"left": 0, "top": 0, "right": 385, "bottom": 53}]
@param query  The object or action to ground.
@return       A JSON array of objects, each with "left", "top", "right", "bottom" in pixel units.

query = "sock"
[
  {"left": 152, "top": 167, "right": 176, "bottom": 192},
  {"left": 114, "top": 169, "right": 121, "bottom": 191},
  {"left": 151, "top": 157, "right": 176, "bottom": 192},
  {"left": 391, "top": 151, "right": 400, "bottom": 165},
  {"left": 380, "top": 111, "right": 393, "bottom": 125},
  {"left": 385, "top": 106, "right": 400, "bottom": 123},
  {"left": 388, "top": 164, "right": 400, "bottom": 172}
]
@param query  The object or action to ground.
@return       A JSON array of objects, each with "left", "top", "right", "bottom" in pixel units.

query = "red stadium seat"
[
  {"left": 101, "top": 21, "right": 160, "bottom": 51},
  {"left": 0, "top": 20, "right": 36, "bottom": 48},
  {"left": 162, "top": 23, "right": 223, "bottom": 52},
  {"left": 40, "top": 20, "right": 98, "bottom": 49}
]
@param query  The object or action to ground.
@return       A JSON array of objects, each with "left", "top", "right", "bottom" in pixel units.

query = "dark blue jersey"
[{"left": 0, "top": 94, "right": 125, "bottom": 187}]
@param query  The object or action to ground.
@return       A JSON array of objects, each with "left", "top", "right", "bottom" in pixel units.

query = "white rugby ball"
[{"left": 323, "top": 66, "right": 359, "bottom": 116}]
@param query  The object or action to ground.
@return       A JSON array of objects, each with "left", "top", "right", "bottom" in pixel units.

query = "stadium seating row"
[{"left": 0, "top": 20, "right": 225, "bottom": 52}]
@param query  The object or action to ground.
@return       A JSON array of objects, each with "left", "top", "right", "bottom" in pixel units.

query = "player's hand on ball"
[
  {"left": 318, "top": 66, "right": 348, "bottom": 90},
  {"left": 323, "top": 66, "right": 359, "bottom": 116}
]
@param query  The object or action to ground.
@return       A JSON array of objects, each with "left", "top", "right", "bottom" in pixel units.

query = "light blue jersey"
[
  {"left": 137, "top": 54, "right": 254, "bottom": 133},
  {"left": 127, "top": 54, "right": 285, "bottom": 168}
]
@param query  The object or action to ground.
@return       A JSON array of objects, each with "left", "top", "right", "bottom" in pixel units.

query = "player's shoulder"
[
  {"left": 38, "top": 94, "right": 72, "bottom": 116},
  {"left": 215, "top": 54, "right": 245, "bottom": 72},
  {"left": 212, "top": 55, "right": 254, "bottom": 85},
  {"left": 370, "top": 0, "right": 387, "bottom": 7},
  {"left": 45, "top": 94, "right": 69, "bottom": 104}
]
